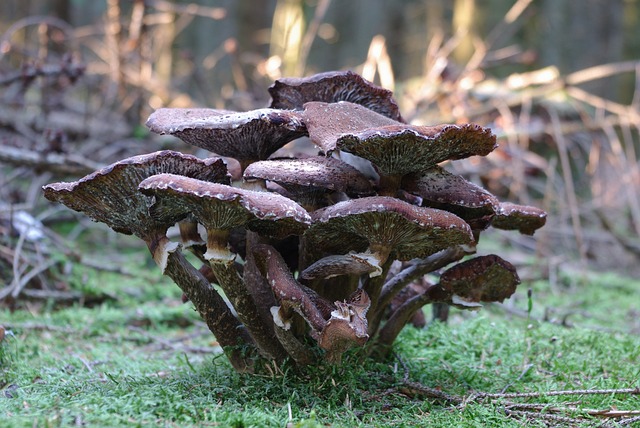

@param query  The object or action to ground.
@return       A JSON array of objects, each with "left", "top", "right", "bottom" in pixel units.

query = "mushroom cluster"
[{"left": 43, "top": 70, "right": 545, "bottom": 371}]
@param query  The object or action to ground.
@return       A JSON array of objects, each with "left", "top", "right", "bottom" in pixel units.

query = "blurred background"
[{"left": 1, "top": 0, "right": 639, "bottom": 308}]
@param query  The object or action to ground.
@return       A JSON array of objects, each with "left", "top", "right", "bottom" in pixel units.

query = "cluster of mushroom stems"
[{"left": 43, "top": 71, "right": 546, "bottom": 372}]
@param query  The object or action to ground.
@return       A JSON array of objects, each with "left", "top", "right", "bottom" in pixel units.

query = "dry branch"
[{"left": 0, "top": 145, "right": 103, "bottom": 176}]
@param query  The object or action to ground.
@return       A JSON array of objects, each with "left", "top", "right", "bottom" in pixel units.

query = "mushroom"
[
  {"left": 42, "top": 150, "right": 253, "bottom": 371},
  {"left": 139, "top": 173, "right": 312, "bottom": 361},
  {"left": 146, "top": 107, "right": 308, "bottom": 172},
  {"left": 375, "top": 254, "right": 520, "bottom": 355},
  {"left": 300, "top": 252, "right": 383, "bottom": 280},
  {"left": 438, "top": 254, "right": 521, "bottom": 308},
  {"left": 402, "top": 166, "right": 499, "bottom": 233},
  {"left": 253, "top": 243, "right": 371, "bottom": 364},
  {"left": 269, "top": 70, "right": 403, "bottom": 121},
  {"left": 491, "top": 202, "right": 547, "bottom": 235},
  {"left": 306, "top": 196, "right": 474, "bottom": 270},
  {"left": 303, "top": 101, "right": 497, "bottom": 195},
  {"left": 243, "top": 156, "right": 374, "bottom": 210},
  {"left": 304, "top": 196, "right": 475, "bottom": 310}
]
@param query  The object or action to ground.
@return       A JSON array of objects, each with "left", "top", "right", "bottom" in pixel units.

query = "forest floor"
[{"left": 1, "top": 233, "right": 639, "bottom": 428}]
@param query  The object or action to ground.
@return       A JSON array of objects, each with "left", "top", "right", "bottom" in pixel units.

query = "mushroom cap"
[
  {"left": 300, "top": 252, "right": 383, "bottom": 280},
  {"left": 139, "top": 173, "right": 311, "bottom": 239},
  {"left": 269, "top": 70, "right": 403, "bottom": 121},
  {"left": 243, "top": 156, "right": 374, "bottom": 197},
  {"left": 303, "top": 101, "right": 397, "bottom": 154},
  {"left": 306, "top": 196, "right": 474, "bottom": 261},
  {"left": 303, "top": 102, "right": 497, "bottom": 176},
  {"left": 402, "top": 166, "right": 499, "bottom": 230},
  {"left": 439, "top": 254, "right": 520, "bottom": 306},
  {"left": 491, "top": 202, "right": 547, "bottom": 235},
  {"left": 42, "top": 150, "right": 229, "bottom": 237},
  {"left": 146, "top": 107, "right": 307, "bottom": 161}
]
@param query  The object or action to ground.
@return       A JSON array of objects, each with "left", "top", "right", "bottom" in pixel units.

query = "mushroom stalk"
[
  {"left": 272, "top": 325, "right": 315, "bottom": 367},
  {"left": 372, "top": 284, "right": 450, "bottom": 357},
  {"left": 377, "top": 248, "right": 465, "bottom": 313},
  {"left": 208, "top": 259, "right": 289, "bottom": 362},
  {"left": 146, "top": 236, "right": 257, "bottom": 372},
  {"left": 369, "top": 246, "right": 465, "bottom": 333}
]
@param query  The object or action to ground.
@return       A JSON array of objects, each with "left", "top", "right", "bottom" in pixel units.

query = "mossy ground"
[{"left": 1, "top": 241, "right": 639, "bottom": 427}]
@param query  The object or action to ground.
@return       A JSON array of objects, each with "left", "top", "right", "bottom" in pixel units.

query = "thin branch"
[
  {"left": 479, "top": 387, "right": 640, "bottom": 399},
  {"left": 0, "top": 145, "right": 104, "bottom": 176}
]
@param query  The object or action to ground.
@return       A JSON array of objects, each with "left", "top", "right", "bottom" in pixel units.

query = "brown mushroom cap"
[
  {"left": 491, "top": 202, "right": 547, "bottom": 235},
  {"left": 139, "top": 173, "right": 311, "bottom": 240},
  {"left": 438, "top": 254, "right": 520, "bottom": 307},
  {"left": 269, "top": 70, "right": 403, "bottom": 121},
  {"left": 146, "top": 107, "right": 307, "bottom": 163},
  {"left": 300, "top": 252, "right": 383, "bottom": 280},
  {"left": 42, "top": 150, "right": 229, "bottom": 238},
  {"left": 402, "top": 166, "right": 499, "bottom": 230},
  {"left": 306, "top": 196, "right": 474, "bottom": 262},
  {"left": 303, "top": 102, "right": 497, "bottom": 176},
  {"left": 303, "top": 101, "right": 397, "bottom": 154},
  {"left": 318, "top": 299, "right": 369, "bottom": 362},
  {"left": 243, "top": 156, "right": 374, "bottom": 197}
]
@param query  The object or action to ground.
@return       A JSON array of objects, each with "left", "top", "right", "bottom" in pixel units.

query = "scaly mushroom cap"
[
  {"left": 139, "top": 173, "right": 311, "bottom": 239},
  {"left": 306, "top": 196, "right": 474, "bottom": 261},
  {"left": 146, "top": 108, "right": 307, "bottom": 162},
  {"left": 243, "top": 156, "right": 374, "bottom": 197},
  {"left": 42, "top": 151, "right": 229, "bottom": 238},
  {"left": 402, "top": 166, "right": 499, "bottom": 230},
  {"left": 269, "top": 70, "right": 403, "bottom": 121},
  {"left": 491, "top": 202, "right": 547, "bottom": 235},
  {"left": 439, "top": 254, "right": 520, "bottom": 308},
  {"left": 300, "top": 252, "right": 383, "bottom": 279},
  {"left": 303, "top": 101, "right": 497, "bottom": 176}
]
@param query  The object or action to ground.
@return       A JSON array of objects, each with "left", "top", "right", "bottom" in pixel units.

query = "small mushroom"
[
  {"left": 269, "top": 70, "right": 403, "bottom": 121},
  {"left": 303, "top": 101, "right": 497, "bottom": 195},
  {"left": 254, "top": 244, "right": 371, "bottom": 364},
  {"left": 375, "top": 255, "right": 520, "bottom": 355},
  {"left": 146, "top": 107, "right": 307, "bottom": 171},
  {"left": 402, "top": 166, "right": 499, "bottom": 232},
  {"left": 42, "top": 151, "right": 253, "bottom": 371},
  {"left": 243, "top": 156, "right": 374, "bottom": 210},
  {"left": 438, "top": 254, "right": 521, "bottom": 308},
  {"left": 300, "top": 252, "right": 383, "bottom": 280},
  {"left": 139, "top": 173, "right": 311, "bottom": 361},
  {"left": 318, "top": 296, "right": 370, "bottom": 364},
  {"left": 491, "top": 202, "right": 547, "bottom": 235}
]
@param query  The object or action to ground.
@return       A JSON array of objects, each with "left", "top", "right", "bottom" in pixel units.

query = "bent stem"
[
  {"left": 369, "top": 246, "right": 465, "bottom": 333},
  {"left": 146, "top": 236, "right": 256, "bottom": 372},
  {"left": 208, "top": 260, "right": 288, "bottom": 362},
  {"left": 372, "top": 284, "right": 450, "bottom": 358}
]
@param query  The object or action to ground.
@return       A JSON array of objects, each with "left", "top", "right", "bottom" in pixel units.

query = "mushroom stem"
[
  {"left": 362, "top": 257, "right": 393, "bottom": 329},
  {"left": 204, "top": 228, "right": 235, "bottom": 263},
  {"left": 272, "top": 323, "right": 315, "bottom": 366},
  {"left": 378, "top": 247, "right": 465, "bottom": 315},
  {"left": 178, "top": 217, "right": 204, "bottom": 248},
  {"left": 208, "top": 259, "right": 289, "bottom": 362},
  {"left": 372, "top": 284, "right": 450, "bottom": 358},
  {"left": 145, "top": 236, "right": 257, "bottom": 372},
  {"left": 369, "top": 246, "right": 465, "bottom": 334}
]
